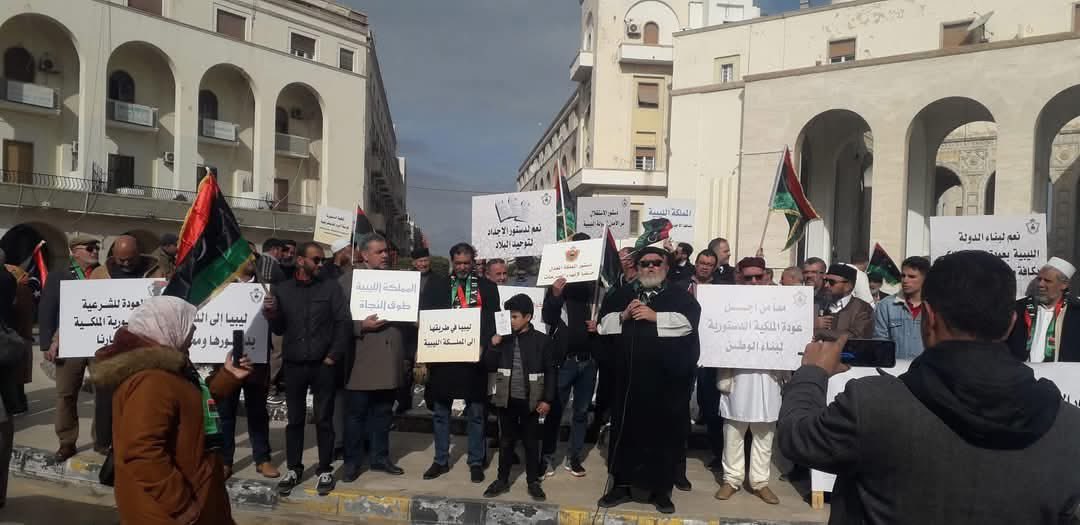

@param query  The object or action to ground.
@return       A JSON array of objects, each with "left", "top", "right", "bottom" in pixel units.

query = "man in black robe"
[{"left": 596, "top": 246, "right": 701, "bottom": 514}]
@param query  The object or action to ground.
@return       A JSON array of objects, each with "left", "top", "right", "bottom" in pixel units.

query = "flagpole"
[
  {"left": 757, "top": 147, "right": 787, "bottom": 254},
  {"left": 591, "top": 225, "right": 609, "bottom": 321}
]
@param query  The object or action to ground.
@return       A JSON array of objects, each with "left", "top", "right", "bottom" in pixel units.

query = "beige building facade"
[{"left": 0, "top": 0, "right": 410, "bottom": 271}]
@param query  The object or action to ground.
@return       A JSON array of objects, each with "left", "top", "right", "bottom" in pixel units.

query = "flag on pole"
[
  {"left": 868, "top": 243, "right": 902, "bottom": 285},
  {"left": 29, "top": 240, "right": 47, "bottom": 287},
  {"left": 164, "top": 168, "right": 254, "bottom": 307},
  {"left": 768, "top": 147, "right": 820, "bottom": 251},
  {"left": 634, "top": 218, "right": 673, "bottom": 250},
  {"left": 555, "top": 166, "right": 577, "bottom": 241},
  {"left": 600, "top": 226, "right": 622, "bottom": 290},
  {"left": 351, "top": 205, "right": 374, "bottom": 249}
]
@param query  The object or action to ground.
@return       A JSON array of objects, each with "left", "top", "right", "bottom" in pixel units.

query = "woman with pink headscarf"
[{"left": 93, "top": 296, "right": 252, "bottom": 525}]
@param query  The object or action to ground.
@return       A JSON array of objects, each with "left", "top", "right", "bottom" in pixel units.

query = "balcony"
[
  {"left": 566, "top": 167, "right": 668, "bottom": 194},
  {"left": 199, "top": 118, "right": 239, "bottom": 144},
  {"left": 570, "top": 51, "right": 594, "bottom": 82},
  {"left": 275, "top": 132, "right": 311, "bottom": 158},
  {"left": 617, "top": 44, "right": 673, "bottom": 66},
  {"left": 0, "top": 79, "right": 59, "bottom": 114},
  {"left": 107, "top": 99, "right": 158, "bottom": 130}
]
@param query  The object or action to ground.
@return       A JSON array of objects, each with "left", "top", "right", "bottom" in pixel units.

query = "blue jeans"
[
  {"left": 543, "top": 356, "right": 597, "bottom": 464},
  {"left": 431, "top": 399, "right": 485, "bottom": 467},
  {"left": 343, "top": 389, "right": 396, "bottom": 468}
]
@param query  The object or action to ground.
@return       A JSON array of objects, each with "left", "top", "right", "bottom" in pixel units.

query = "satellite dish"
[{"left": 968, "top": 11, "right": 994, "bottom": 32}]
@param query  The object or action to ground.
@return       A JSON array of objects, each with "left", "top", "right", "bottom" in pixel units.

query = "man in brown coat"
[
  {"left": 338, "top": 233, "right": 408, "bottom": 481},
  {"left": 90, "top": 235, "right": 163, "bottom": 280},
  {"left": 814, "top": 264, "right": 874, "bottom": 341}
]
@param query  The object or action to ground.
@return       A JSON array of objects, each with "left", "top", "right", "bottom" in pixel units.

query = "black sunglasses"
[
  {"left": 308, "top": 256, "right": 326, "bottom": 265},
  {"left": 744, "top": 274, "right": 767, "bottom": 282},
  {"left": 78, "top": 245, "right": 100, "bottom": 252},
  {"left": 824, "top": 278, "right": 848, "bottom": 286},
  {"left": 638, "top": 259, "right": 664, "bottom": 268}
]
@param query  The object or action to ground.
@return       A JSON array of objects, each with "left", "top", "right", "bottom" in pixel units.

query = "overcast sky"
[{"left": 343, "top": 0, "right": 826, "bottom": 255}]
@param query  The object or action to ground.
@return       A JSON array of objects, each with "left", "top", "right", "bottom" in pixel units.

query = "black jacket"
[
  {"left": 38, "top": 264, "right": 98, "bottom": 349},
  {"left": 542, "top": 282, "right": 596, "bottom": 363},
  {"left": 1006, "top": 295, "right": 1080, "bottom": 363},
  {"left": 0, "top": 266, "right": 22, "bottom": 416},
  {"left": 779, "top": 341, "right": 1080, "bottom": 525},
  {"left": 424, "top": 275, "right": 499, "bottom": 402},
  {"left": 483, "top": 328, "right": 557, "bottom": 408},
  {"left": 712, "top": 264, "right": 735, "bottom": 285},
  {"left": 268, "top": 275, "right": 350, "bottom": 363}
]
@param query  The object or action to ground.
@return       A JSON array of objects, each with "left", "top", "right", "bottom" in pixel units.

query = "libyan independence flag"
[
  {"left": 164, "top": 172, "right": 253, "bottom": 306},
  {"left": 868, "top": 242, "right": 902, "bottom": 285},
  {"left": 769, "top": 147, "right": 820, "bottom": 251},
  {"left": 600, "top": 226, "right": 622, "bottom": 290},
  {"left": 634, "top": 218, "right": 673, "bottom": 250}
]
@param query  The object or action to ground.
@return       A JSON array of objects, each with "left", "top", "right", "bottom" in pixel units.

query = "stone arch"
[
  {"left": 105, "top": 40, "right": 177, "bottom": 189},
  {"left": 0, "top": 221, "right": 67, "bottom": 272},
  {"left": 934, "top": 166, "right": 963, "bottom": 216},
  {"left": 198, "top": 63, "right": 257, "bottom": 195},
  {"left": 273, "top": 82, "right": 325, "bottom": 211},
  {"left": 1035, "top": 86, "right": 1080, "bottom": 262},
  {"left": 625, "top": 1, "right": 679, "bottom": 46}
]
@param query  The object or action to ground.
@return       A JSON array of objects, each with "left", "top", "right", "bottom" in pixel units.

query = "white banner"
[
  {"left": 416, "top": 308, "right": 482, "bottom": 363},
  {"left": 536, "top": 238, "right": 603, "bottom": 286},
  {"left": 471, "top": 190, "right": 556, "bottom": 259},
  {"left": 314, "top": 206, "right": 353, "bottom": 245},
  {"left": 60, "top": 279, "right": 166, "bottom": 358},
  {"left": 189, "top": 283, "right": 269, "bottom": 364},
  {"left": 696, "top": 285, "right": 815, "bottom": 370},
  {"left": 643, "top": 198, "right": 696, "bottom": 243},
  {"left": 348, "top": 269, "right": 421, "bottom": 322},
  {"left": 929, "top": 214, "right": 1046, "bottom": 298},
  {"left": 498, "top": 285, "right": 547, "bottom": 334},
  {"left": 811, "top": 361, "right": 1080, "bottom": 493},
  {"left": 577, "top": 197, "right": 630, "bottom": 240}
]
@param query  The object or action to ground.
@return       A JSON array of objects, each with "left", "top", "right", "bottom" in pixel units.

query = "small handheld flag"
[
  {"left": 868, "top": 243, "right": 902, "bottom": 285},
  {"left": 555, "top": 166, "right": 577, "bottom": 241},
  {"left": 634, "top": 218, "right": 673, "bottom": 250}
]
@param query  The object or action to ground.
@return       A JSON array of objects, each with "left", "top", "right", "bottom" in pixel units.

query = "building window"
[
  {"left": 127, "top": 0, "right": 163, "bottom": 16},
  {"left": 216, "top": 9, "right": 246, "bottom": 40},
  {"left": 629, "top": 209, "right": 641, "bottom": 234},
  {"left": 942, "top": 21, "right": 981, "bottom": 49},
  {"left": 643, "top": 22, "right": 660, "bottom": 45},
  {"left": 198, "top": 90, "right": 218, "bottom": 120},
  {"left": 338, "top": 48, "right": 354, "bottom": 71},
  {"left": 829, "top": 38, "right": 856, "bottom": 63},
  {"left": 108, "top": 71, "right": 136, "bottom": 103},
  {"left": 719, "top": 63, "right": 735, "bottom": 83},
  {"left": 1074, "top": 5, "right": 1080, "bottom": 32},
  {"left": 290, "top": 33, "right": 316, "bottom": 59},
  {"left": 108, "top": 154, "right": 135, "bottom": 190},
  {"left": 634, "top": 147, "right": 656, "bottom": 171},
  {"left": 3, "top": 47, "right": 34, "bottom": 83},
  {"left": 275, "top": 107, "right": 289, "bottom": 134},
  {"left": 637, "top": 83, "right": 659, "bottom": 109}
]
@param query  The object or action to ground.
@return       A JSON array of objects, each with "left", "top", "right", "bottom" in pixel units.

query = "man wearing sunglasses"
[{"left": 814, "top": 264, "right": 874, "bottom": 341}]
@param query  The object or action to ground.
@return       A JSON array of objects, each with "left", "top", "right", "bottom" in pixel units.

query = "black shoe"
[
  {"left": 675, "top": 476, "right": 692, "bottom": 492},
  {"left": 527, "top": 482, "right": 547, "bottom": 501},
  {"left": 341, "top": 464, "right": 362, "bottom": 483},
  {"left": 423, "top": 462, "right": 449, "bottom": 480},
  {"left": 277, "top": 469, "right": 301, "bottom": 496},
  {"left": 316, "top": 472, "right": 336, "bottom": 496},
  {"left": 483, "top": 479, "right": 510, "bottom": 498},
  {"left": 334, "top": 446, "right": 345, "bottom": 461},
  {"left": 653, "top": 494, "right": 675, "bottom": 514},
  {"left": 565, "top": 458, "right": 586, "bottom": 477},
  {"left": 706, "top": 457, "right": 724, "bottom": 472},
  {"left": 371, "top": 462, "right": 405, "bottom": 476},
  {"left": 470, "top": 465, "right": 485, "bottom": 483},
  {"left": 598, "top": 486, "right": 632, "bottom": 508}
]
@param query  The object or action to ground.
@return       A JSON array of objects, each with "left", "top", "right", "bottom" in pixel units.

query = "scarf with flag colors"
[
  {"left": 634, "top": 218, "right": 673, "bottom": 250},
  {"left": 164, "top": 170, "right": 253, "bottom": 306},
  {"left": 868, "top": 242, "right": 902, "bottom": 285},
  {"left": 769, "top": 147, "right": 820, "bottom": 251},
  {"left": 555, "top": 166, "right": 576, "bottom": 240}
]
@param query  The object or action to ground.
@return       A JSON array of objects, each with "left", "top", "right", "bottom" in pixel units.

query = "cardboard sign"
[
  {"left": 642, "top": 198, "right": 696, "bottom": 243},
  {"left": 536, "top": 238, "right": 604, "bottom": 286},
  {"left": 498, "top": 285, "right": 548, "bottom": 334},
  {"left": 471, "top": 190, "right": 556, "bottom": 259},
  {"left": 189, "top": 283, "right": 269, "bottom": 364},
  {"left": 577, "top": 197, "right": 631, "bottom": 240},
  {"left": 416, "top": 308, "right": 483, "bottom": 363},
  {"left": 494, "top": 311, "right": 513, "bottom": 336},
  {"left": 314, "top": 206, "right": 353, "bottom": 245},
  {"left": 348, "top": 269, "right": 421, "bottom": 322},
  {"left": 696, "top": 285, "right": 815, "bottom": 370},
  {"left": 929, "top": 214, "right": 1046, "bottom": 298}
]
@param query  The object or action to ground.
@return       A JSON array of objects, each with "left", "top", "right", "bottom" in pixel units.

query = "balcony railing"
[
  {"left": 275, "top": 132, "right": 311, "bottom": 158},
  {"left": 0, "top": 79, "right": 58, "bottom": 110},
  {"left": 200, "top": 118, "right": 239, "bottom": 142},
  {"left": 0, "top": 169, "right": 313, "bottom": 214},
  {"left": 107, "top": 99, "right": 158, "bottom": 128}
]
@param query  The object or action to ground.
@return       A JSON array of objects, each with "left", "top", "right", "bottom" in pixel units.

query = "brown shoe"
[
  {"left": 754, "top": 486, "right": 780, "bottom": 505},
  {"left": 54, "top": 445, "right": 77, "bottom": 463},
  {"left": 256, "top": 462, "right": 281, "bottom": 479},
  {"left": 223, "top": 465, "right": 233, "bottom": 480},
  {"left": 714, "top": 484, "right": 739, "bottom": 500}
]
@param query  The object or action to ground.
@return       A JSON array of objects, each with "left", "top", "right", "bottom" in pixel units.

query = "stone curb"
[{"left": 11, "top": 444, "right": 815, "bottom": 525}]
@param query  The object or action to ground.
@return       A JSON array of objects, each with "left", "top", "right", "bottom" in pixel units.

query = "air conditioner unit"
[
  {"left": 39, "top": 58, "right": 56, "bottom": 73},
  {"left": 626, "top": 21, "right": 640, "bottom": 35},
  {"left": 290, "top": 108, "right": 304, "bottom": 120},
  {"left": 162, "top": 151, "right": 175, "bottom": 164}
]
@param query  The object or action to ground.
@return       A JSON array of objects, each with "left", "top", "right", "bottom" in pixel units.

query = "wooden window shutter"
[
  {"left": 216, "top": 10, "right": 246, "bottom": 40},
  {"left": 638, "top": 83, "right": 659, "bottom": 107},
  {"left": 829, "top": 39, "right": 855, "bottom": 59},
  {"left": 127, "top": 0, "right": 163, "bottom": 15}
]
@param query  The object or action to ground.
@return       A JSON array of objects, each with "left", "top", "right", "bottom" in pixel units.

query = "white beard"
[{"left": 639, "top": 273, "right": 666, "bottom": 289}]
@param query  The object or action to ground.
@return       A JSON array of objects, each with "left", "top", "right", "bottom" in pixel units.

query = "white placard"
[
  {"left": 314, "top": 206, "right": 353, "bottom": 245},
  {"left": 60, "top": 279, "right": 166, "bottom": 357},
  {"left": 472, "top": 190, "right": 556, "bottom": 259},
  {"left": 189, "top": 283, "right": 269, "bottom": 364},
  {"left": 578, "top": 197, "right": 631, "bottom": 240},
  {"left": 417, "top": 308, "right": 483, "bottom": 363},
  {"left": 498, "top": 285, "right": 548, "bottom": 334},
  {"left": 810, "top": 361, "right": 1080, "bottom": 493},
  {"left": 929, "top": 214, "right": 1046, "bottom": 299},
  {"left": 696, "top": 285, "right": 815, "bottom": 371},
  {"left": 535, "top": 238, "right": 604, "bottom": 286},
  {"left": 643, "top": 198, "right": 696, "bottom": 243},
  {"left": 349, "top": 269, "right": 421, "bottom": 322},
  {"left": 495, "top": 311, "right": 512, "bottom": 336}
]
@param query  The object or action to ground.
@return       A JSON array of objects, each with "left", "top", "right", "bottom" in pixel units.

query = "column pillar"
[
  {"left": 869, "top": 126, "right": 909, "bottom": 261},
  {"left": 994, "top": 112, "right": 1039, "bottom": 215},
  {"left": 173, "top": 71, "right": 200, "bottom": 192},
  {"left": 252, "top": 87, "right": 279, "bottom": 200},
  {"left": 79, "top": 41, "right": 108, "bottom": 184}
]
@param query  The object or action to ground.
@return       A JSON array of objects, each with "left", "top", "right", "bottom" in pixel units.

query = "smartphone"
[
  {"left": 231, "top": 330, "right": 245, "bottom": 367},
  {"left": 840, "top": 339, "right": 896, "bottom": 368}
]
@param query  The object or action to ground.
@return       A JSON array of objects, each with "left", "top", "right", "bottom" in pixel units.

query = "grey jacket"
[
  {"left": 872, "top": 295, "right": 925, "bottom": 360},
  {"left": 339, "top": 271, "right": 407, "bottom": 392}
]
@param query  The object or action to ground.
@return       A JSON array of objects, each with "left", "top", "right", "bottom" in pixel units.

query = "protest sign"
[
  {"left": 60, "top": 279, "right": 166, "bottom": 358},
  {"left": 314, "top": 206, "right": 353, "bottom": 245},
  {"left": 417, "top": 308, "right": 482, "bottom": 363},
  {"left": 349, "top": 269, "right": 421, "bottom": 322},
  {"left": 929, "top": 214, "right": 1046, "bottom": 298},
  {"left": 642, "top": 198, "right": 696, "bottom": 243},
  {"left": 696, "top": 284, "right": 815, "bottom": 370},
  {"left": 494, "top": 311, "right": 512, "bottom": 336},
  {"left": 472, "top": 190, "right": 556, "bottom": 259},
  {"left": 577, "top": 197, "right": 631, "bottom": 240},
  {"left": 498, "top": 285, "right": 547, "bottom": 334},
  {"left": 535, "top": 238, "right": 603, "bottom": 286},
  {"left": 189, "top": 283, "right": 269, "bottom": 364}
]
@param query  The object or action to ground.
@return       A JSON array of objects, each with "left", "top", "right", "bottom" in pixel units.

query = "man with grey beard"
[{"left": 1007, "top": 257, "right": 1080, "bottom": 362}]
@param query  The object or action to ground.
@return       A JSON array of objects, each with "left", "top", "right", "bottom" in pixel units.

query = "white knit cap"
[
  {"left": 1045, "top": 257, "right": 1076, "bottom": 280},
  {"left": 330, "top": 238, "right": 350, "bottom": 255}
]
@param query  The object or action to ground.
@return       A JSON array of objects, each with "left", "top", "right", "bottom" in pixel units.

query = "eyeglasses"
[
  {"left": 638, "top": 259, "right": 664, "bottom": 268},
  {"left": 76, "top": 245, "right": 100, "bottom": 253},
  {"left": 824, "top": 278, "right": 848, "bottom": 286},
  {"left": 308, "top": 256, "right": 326, "bottom": 265}
]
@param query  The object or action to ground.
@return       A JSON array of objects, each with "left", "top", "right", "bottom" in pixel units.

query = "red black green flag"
[
  {"left": 868, "top": 243, "right": 902, "bottom": 285},
  {"left": 634, "top": 218, "right": 673, "bottom": 250},
  {"left": 769, "top": 147, "right": 820, "bottom": 251},
  {"left": 600, "top": 226, "right": 622, "bottom": 290},
  {"left": 164, "top": 171, "right": 253, "bottom": 306},
  {"left": 351, "top": 205, "right": 374, "bottom": 249}
]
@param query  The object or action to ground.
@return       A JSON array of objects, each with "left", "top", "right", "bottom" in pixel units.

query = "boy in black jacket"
[{"left": 482, "top": 294, "right": 556, "bottom": 501}]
